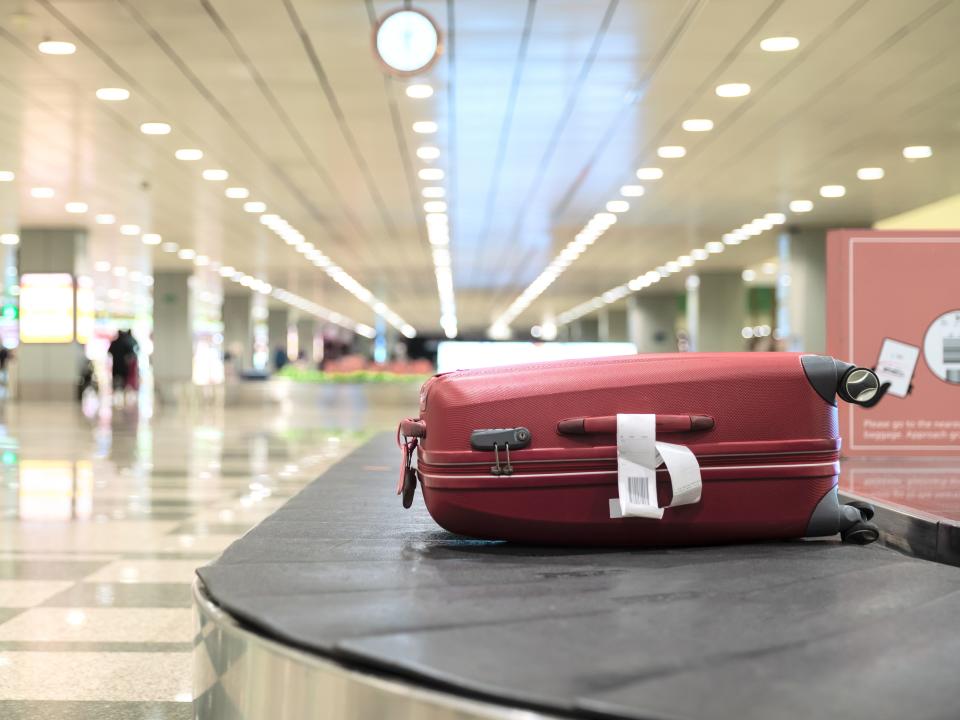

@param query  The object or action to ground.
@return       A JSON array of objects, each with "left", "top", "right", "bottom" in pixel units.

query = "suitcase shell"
[{"left": 406, "top": 353, "right": 860, "bottom": 546}]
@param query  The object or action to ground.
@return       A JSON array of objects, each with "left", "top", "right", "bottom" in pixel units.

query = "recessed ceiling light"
[
  {"left": 677, "top": 255, "right": 694, "bottom": 267},
  {"left": 202, "top": 169, "right": 229, "bottom": 181},
  {"left": 406, "top": 84, "right": 433, "bottom": 99},
  {"left": 0, "top": 171, "right": 14, "bottom": 182},
  {"left": 691, "top": 248, "right": 709, "bottom": 261},
  {"left": 765, "top": 212, "right": 787, "bottom": 225},
  {"left": 243, "top": 201, "right": 266, "bottom": 213},
  {"left": 606, "top": 200, "right": 629, "bottom": 213},
  {"left": 819, "top": 185, "right": 846, "bottom": 198},
  {"left": 423, "top": 200, "right": 447, "bottom": 213},
  {"left": 706, "top": 241, "right": 725, "bottom": 253},
  {"left": 140, "top": 122, "right": 171, "bottom": 135},
  {"left": 665, "top": 261, "right": 682, "bottom": 273},
  {"left": 742, "top": 269, "right": 756, "bottom": 282},
  {"left": 681, "top": 118, "right": 713, "bottom": 132},
  {"left": 38, "top": 40, "right": 76, "bottom": 55},
  {"left": 421, "top": 187, "right": 445, "bottom": 199},
  {"left": 620, "top": 185, "right": 645, "bottom": 197},
  {"left": 857, "top": 167, "right": 884, "bottom": 181},
  {"left": 30, "top": 187, "right": 55, "bottom": 198},
  {"left": 65, "top": 201, "right": 88, "bottom": 214},
  {"left": 376, "top": 9, "right": 440, "bottom": 73},
  {"left": 194, "top": 255, "right": 210, "bottom": 266},
  {"left": 635, "top": 167, "right": 664, "bottom": 181},
  {"left": 120, "top": 224, "right": 141, "bottom": 236},
  {"left": 218, "top": 265, "right": 235, "bottom": 277},
  {"left": 657, "top": 146, "right": 686, "bottom": 159},
  {"left": 412, "top": 121, "right": 438, "bottom": 134},
  {"left": 175, "top": 148, "right": 203, "bottom": 161},
  {"left": 142, "top": 233, "right": 161, "bottom": 245},
  {"left": 95, "top": 213, "right": 116, "bottom": 225},
  {"left": 789, "top": 199, "right": 813, "bottom": 212},
  {"left": 419, "top": 168, "right": 444, "bottom": 181},
  {"left": 95, "top": 87, "right": 129, "bottom": 101},
  {"left": 416, "top": 145, "right": 440, "bottom": 160},
  {"left": 715, "top": 83, "right": 751, "bottom": 98},
  {"left": 723, "top": 233, "right": 743, "bottom": 245},
  {"left": 760, "top": 36, "right": 800, "bottom": 52},
  {"left": 902, "top": 145, "right": 932, "bottom": 159},
  {"left": 161, "top": 242, "right": 179, "bottom": 253},
  {"left": 225, "top": 187, "right": 250, "bottom": 199},
  {"left": 177, "top": 248, "right": 196, "bottom": 260},
  {"left": 762, "top": 262, "right": 777, "bottom": 275},
  {"left": 0, "top": 234, "right": 19, "bottom": 246}
]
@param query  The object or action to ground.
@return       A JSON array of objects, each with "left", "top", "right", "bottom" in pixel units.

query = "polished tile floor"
[{"left": 0, "top": 384, "right": 410, "bottom": 719}]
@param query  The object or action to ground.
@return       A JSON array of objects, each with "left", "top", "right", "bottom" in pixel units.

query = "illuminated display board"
[{"left": 19, "top": 273, "right": 75, "bottom": 344}]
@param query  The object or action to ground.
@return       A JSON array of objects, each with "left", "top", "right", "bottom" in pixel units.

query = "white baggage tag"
[
  {"left": 615, "top": 414, "right": 663, "bottom": 519},
  {"left": 611, "top": 414, "right": 702, "bottom": 520}
]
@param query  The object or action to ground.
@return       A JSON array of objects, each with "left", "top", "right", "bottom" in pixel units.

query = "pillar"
[
  {"left": 597, "top": 309, "right": 610, "bottom": 342},
  {"left": 783, "top": 229, "right": 826, "bottom": 353},
  {"left": 222, "top": 294, "right": 252, "bottom": 372},
  {"left": 267, "top": 306, "right": 289, "bottom": 369},
  {"left": 152, "top": 271, "right": 193, "bottom": 385},
  {"left": 690, "top": 271, "right": 746, "bottom": 352},
  {"left": 17, "top": 229, "right": 86, "bottom": 401},
  {"left": 627, "top": 294, "right": 679, "bottom": 352},
  {"left": 296, "top": 317, "right": 316, "bottom": 364}
]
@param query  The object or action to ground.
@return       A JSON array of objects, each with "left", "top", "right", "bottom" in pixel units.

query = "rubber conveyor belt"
[{"left": 196, "top": 433, "right": 960, "bottom": 719}]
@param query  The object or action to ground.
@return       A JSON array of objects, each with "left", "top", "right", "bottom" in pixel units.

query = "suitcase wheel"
[
  {"left": 401, "top": 467, "right": 418, "bottom": 509},
  {"left": 846, "top": 500, "right": 876, "bottom": 522},
  {"left": 841, "top": 519, "right": 880, "bottom": 545}
]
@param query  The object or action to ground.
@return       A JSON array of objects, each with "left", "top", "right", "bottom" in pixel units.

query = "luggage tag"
[
  {"left": 396, "top": 423, "right": 419, "bottom": 509},
  {"left": 610, "top": 414, "right": 702, "bottom": 519}
]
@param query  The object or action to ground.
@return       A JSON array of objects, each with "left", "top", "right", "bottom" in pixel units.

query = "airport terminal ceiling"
[{"left": 1, "top": 0, "right": 959, "bottom": 336}]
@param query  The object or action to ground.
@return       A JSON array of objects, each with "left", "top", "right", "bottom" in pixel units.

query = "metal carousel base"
[{"left": 192, "top": 580, "right": 548, "bottom": 720}]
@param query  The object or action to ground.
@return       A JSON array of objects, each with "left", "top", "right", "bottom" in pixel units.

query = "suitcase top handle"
[{"left": 558, "top": 414, "right": 714, "bottom": 436}]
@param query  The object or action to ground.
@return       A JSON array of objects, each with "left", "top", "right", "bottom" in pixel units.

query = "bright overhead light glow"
[
  {"left": 202, "top": 169, "right": 229, "bottom": 181},
  {"left": 0, "top": 233, "right": 19, "bottom": 246},
  {"left": 95, "top": 213, "right": 115, "bottom": 225},
  {"left": 857, "top": 167, "right": 884, "bottom": 181},
  {"left": 636, "top": 167, "right": 664, "bottom": 180},
  {"left": 677, "top": 255, "right": 694, "bottom": 268},
  {"left": 38, "top": 40, "right": 76, "bottom": 55},
  {"left": 406, "top": 84, "right": 434, "bottom": 99},
  {"left": 95, "top": 87, "right": 129, "bottom": 101},
  {"left": 30, "top": 187, "right": 55, "bottom": 198},
  {"left": 140, "top": 122, "right": 171, "bottom": 135},
  {"left": 419, "top": 168, "right": 444, "bottom": 181},
  {"left": 657, "top": 145, "right": 686, "bottom": 159},
  {"left": 225, "top": 187, "right": 250, "bottom": 199},
  {"left": 742, "top": 269, "right": 756, "bottom": 282},
  {"left": 789, "top": 199, "right": 813, "bottom": 213},
  {"left": 194, "top": 255, "right": 209, "bottom": 266},
  {"left": 706, "top": 241, "right": 725, "bottom": 254},
  {"left": 691, "top": 248, "right": 709, "bottom": 261},
  {"left": 416, "top": 145, "right": 440, "bottom": 160},
  {"left": 620, "top": 185, "right": 645, "bottom": 197},
  {"left": 902, "top": 145, "right": 932, "bottom": 159},
  {"left": 715, "top": 82, "right": 751, "bottom": 98},
  {"left": 760, "top": 36, "right": 800, "bottom": 52},
  {"left": 0, "top": 171, "right": 14, "bottom": 182},
  {"left": 65, "top": 202, "right": 88, "bottom": 214},
  {"left": 764, "top": 212, "right": 787, "bottom": 225},
  {"left": 421, "top": 186, "right": 445, "bottom": 198},
  {"left": 175, "top": 148, "right": 203, "bottom": 161},
  {"left": 218, "top": 265, "right": 235, "bottom": 277},
  {"left": 375, "top": 10, "right": 440, "bottom": 74},
  {"left": 423, "top": 200, "right": 447, "bottom": 213},
  {"left": 412, "top": 121, "right": 438, "bottom": 134},
  {"left": 161, "top": 242, "right": 179, "bottom": 253},
  {"left": 120, "top": 224, "right": 141, "bottom": 236},
  {"left": 243, "top": 201, "right": 266, "bottom": 213},
  {"left": 819, "top": 184, "right": 846, "bottom": 198},
  {"left": 142, "top": 233, "right": 161, "bottom": 245},
  {"left": 681, "top": 118, "right": 713, "bottom": 132},
  {"left": 606, "top": 200, "right": 629, "bottom": 213},
  {"left": 177, "top": 248, "right": 196, "bottom": 260}
]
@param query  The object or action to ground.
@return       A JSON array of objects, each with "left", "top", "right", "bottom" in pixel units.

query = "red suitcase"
[{"left": 398, "top": 353, "right": 881, "bottom": 546}]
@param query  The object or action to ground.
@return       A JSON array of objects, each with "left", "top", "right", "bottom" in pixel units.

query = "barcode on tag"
[{"left": 627, "top": 475, "right": 648, "bottom": 505}]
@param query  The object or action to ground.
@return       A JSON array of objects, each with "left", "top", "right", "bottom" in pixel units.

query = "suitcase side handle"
[{"left": 557, "top": 414, "right": 714, "bottom": 436}]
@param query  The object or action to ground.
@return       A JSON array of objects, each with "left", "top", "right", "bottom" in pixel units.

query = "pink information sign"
[{"left": 827, "top": 230, "right": 960, "bottom": 456}]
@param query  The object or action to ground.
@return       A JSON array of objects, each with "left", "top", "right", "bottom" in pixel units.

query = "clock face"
[
  {"left": 923, "top": 309, "right": 960, "bottom": 383},
  {"left": 375, "top": 10, "right": 440, "bottom": 75}
]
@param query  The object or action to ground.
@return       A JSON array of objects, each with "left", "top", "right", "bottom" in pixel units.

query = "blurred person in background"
[{"left": 107, "top": 329, "right": 139, "bottom": 404}]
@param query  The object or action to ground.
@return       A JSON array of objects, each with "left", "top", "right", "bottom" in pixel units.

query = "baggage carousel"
[{"left": 193, "top": 433, "right": 960, "bottom": 719}]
